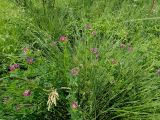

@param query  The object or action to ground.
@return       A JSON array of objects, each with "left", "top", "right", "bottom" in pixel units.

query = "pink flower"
[
  {"left": 91, "top": 48, "right": 98, "bottom": 54},
  {"left": 71, "top": 101, "right": 78, "bottom": 109},
  {"left": 14, "top": 64, "right": 20, "bottom": 68},
  {"left": 70, "top": 67, "right": 79, "bottom": 76},
  {"left": 59, "top": 36, "right": 67, "bottom": 42},
  {"left": 9, "top": 65, "right": 15, "bottom": 71},
  {"left": 26, "top": 57, "right": 35, "bottom": 64},
  {"left": 9, "top": 64, "right": 20, "bottom": 71},
  {"left": 23, "top": 48, "right": 29, "bottom": 54},
  {"left": 23, "top": 90, "right": 31, "bottom": 96}
]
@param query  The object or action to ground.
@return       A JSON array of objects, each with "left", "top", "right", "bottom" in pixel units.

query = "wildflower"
[
  {"left": 120, "top": 43, "right": 126, "bottom": 48},
  {"left": 59, "top": 36, "right": 67, "bottom": 42},
  {"left": 91, "top": 31, "right": 96, "bottom": 36},
  {"left": 23, "top": 48, "right": 29, "bottom": 54},
  {"left": 14, "top": 64, "right": 20, "bottom": 68},
  {"left": 71, "top": 101, "right": 78, "bottom": 109},
  {"left": 47, "top": 89, "right": 59, "bottom": 111},
  {"left": 91, "top": 48, "right": 98, "bottom": 54},
  {"left": 9, "top": 64, "right": 20, "bottom": 71},
  {"left": 23, "top": 90, "right": 31, "bottom": 96},
  {"left": 157, "top": 69, "right": 160, "bottom": 75},
  {"left": 70, "top": 67, "right": 79, "bottom": 76},
  {"left": 9, "top": 65, "right": 15, "bottom": 71},
  {"left": 26, "top": 57, "right": 35, "bottom": 64},
  {"left": 85, "top": 24, "right": 92, "bottom": 29}
]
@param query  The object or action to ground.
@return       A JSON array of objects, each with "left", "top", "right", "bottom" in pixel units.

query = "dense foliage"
[{"left": 0, "top": 0, "right": 160, "bottom": 119}]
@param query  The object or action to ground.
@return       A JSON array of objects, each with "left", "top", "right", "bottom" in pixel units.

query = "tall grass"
[{"left": 1, "top": 0, "right": 160, "bottom": 119}]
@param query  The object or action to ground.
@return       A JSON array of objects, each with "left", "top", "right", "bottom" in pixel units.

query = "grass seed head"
[{"left": 47, "top": 89, "right": 59, "bottom": 111}]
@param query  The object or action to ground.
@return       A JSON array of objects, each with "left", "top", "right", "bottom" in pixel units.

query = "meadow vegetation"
[{"left": 0, "top": 0, "right": 160, "bottom": 119}]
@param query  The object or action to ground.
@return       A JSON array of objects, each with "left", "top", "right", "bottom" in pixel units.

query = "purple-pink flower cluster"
[
  {"left": 23, "top": 48, "right": 29, "bottom": 54},
  {"left": 26, "top": 57, "right": 35, "bottom": 64},
  {"left": 120, "top": 43, "right": 134, "bottom": 52},
  {"left": 91, "top": 48, "right": 99, "bottom": 59},
  {"left": 23, "top": 90, "right": 31, "bottom": 96},
  {"left": 59, "top": 36, "right": 67, "bottom": 42},
  {"left": 9, "top": 64, "right": 20, "bottom": 71},
  {"left": 49, "top": 35, "right": 68, "bottom": 47},
  {"left": 70, "top": 67, "right": 79, "bottom": 76},
  {"left": 71, "top": 101, "right": 78, "bottom": 109},
  {"left": 91, "top": 48, "right": 98, "bottom": 54},
  {"left": 85, "top": 24, "right": 97, "bottom": 36}
]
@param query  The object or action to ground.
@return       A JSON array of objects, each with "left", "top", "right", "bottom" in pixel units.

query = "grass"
[{"left": 0, "top": 0, "right": 160, "bottom": 120}]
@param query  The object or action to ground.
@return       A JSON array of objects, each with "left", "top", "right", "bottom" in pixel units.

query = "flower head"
[
  {"left": 9, "top": 64, "right": 20, "bottom": 71},
  {"left": 14, "top": 64, "right": 20, "bottom": 68},
  {"left": 26, "top": 57, "right": 35, "bottom": 64},
  {"left": 70, "top": 67, "right": 79, "bottom": 76},
  {"left": 23, "top": 90, "right": 31, "bottom": 96},
  {"left": 9, "top": 65, "right": 15, "bottom": 71},
  {"left": 23, "top": 48, "right": 29, "bottom": 54},
  {"left": 91, "top": 48, "right": 98, "bottom": 54},
  {"left": 59, "top": 36, "right": 67, "bottom": 42},
  {"left": 71, "top": 101, "right": 78, "bottom": 109}
]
